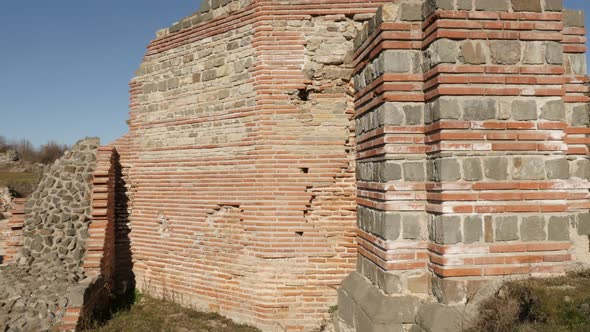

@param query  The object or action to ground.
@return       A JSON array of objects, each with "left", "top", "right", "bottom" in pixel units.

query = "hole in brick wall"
[
  {"left": 300, "top": 167, "right": 309, "bottom": 174},
  {"left": 296, "top": 231, "right": 304, "bottom": 236},
  {"left": 297, "top": 89, "right": 309, "bottom": 101}
]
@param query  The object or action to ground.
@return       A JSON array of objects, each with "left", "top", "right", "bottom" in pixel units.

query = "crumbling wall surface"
[
  {"left": 0, "top": 187, "right": 13, "bottom": 263},
  {"left": 126, "top": 0, "right": 390, "bottom": 330},
  {"left": 0, "top": 138, "right": 119, "bottom": 331},
  {"left": 339, "top": 0, "right": 590, "bottom": 331}
]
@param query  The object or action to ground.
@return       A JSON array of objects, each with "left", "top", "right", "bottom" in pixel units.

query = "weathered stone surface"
[
  {"left": 464, "top": 215, "right": 483, "bottom": 244},
  {"left": 462, "top": 99, "right": 497, "bottom": 120},
  {"left": 564, "top": 10, "right": 585, "bottom": 27},
  {"left": 407, "top": 273, "right": 430, "bottom": 294},
  {"left": 541, "top": 100, "right": 566, "bottom": 121},
  {"left": 425, "top": 39, "right": 457, "bottom": 69},
  {"left": 484, "top": 157, "right": 509, "bottom": 180},
  {"left": 416, "top": 303, "right": 464, "bottom": 332},
  {"left": 457, "top": 0, "right": 472, "bottom": 10},
  {"left": 404, "top": 162, "right": 425, "bottom": 182},
  {"left": 568, "top": 54, "right": 587, "bottom": 75},
  {"left": 401, "top": 3, "right": 423, "bottom": 21},
  {"left": 512, "top": 157, "right": 545, "bottom": 180},
  {"left": 432, "top": 277, "right": 466, "bottom": 304},
  {"left": 578, "top": 213, "right": 590, "bottom": 235},
  {"left": 571, "top": 104, "right": 590, "bottom": 126},
  {"left": 495, "top": 216, "right": 519, "bottom": 241},
  {"left": 523, "top": 42, "right": 545, "bottom": 65},
  {"left": 459, "top": 41, "right": 486, "bottom": 65},
  {"left": 545, "top": 42, "right": 563, "bottom": 65},
  {"left": 545, "top": 159, "right": 569, "bottom": 180},
  {"left": 489, "top": 40, "right": 521, "bottom": 65},
  {"left": 382, "top": 163, "right": 403, "bottom": 181},
  {"left": 512, "top": 100, "right": 537, "bottom": 120},
  {"left": 544, "top": 0, "right": 563, "bottom": 11},
  {"left": 432, "top": 98, "right": 460, "bottom": 120},
  {"left": 383, "top": 213, "right": 401, "bottom": 241},
  {"left": 572, "top": 159, "right": 590, "bottom": 179},
  {"left": 436, "top": 159, "right": 461, "bottom": 181},
  {"left": 403, "top": 215, "right": 422, "bottom": 240},
  {"left": 404, "top": 105, "right": 423, "bottom": 125},
  {"left": 521, "top": 216, "right": 546, "bottom": 241},
  {"left": 382, "top": 50, "right": 411, "bottom": 73},
  {"left": 548, "top": 216, "right": 570, "bottom": 241},
  {"left": 433, "top": 216, "right": 462, "bottom": 245},
  {"left": 463, "top": 158, "right": 483, "bottom": 181},
  {"left": 512, "top": 0, "right": 542, "bottom": 12}
]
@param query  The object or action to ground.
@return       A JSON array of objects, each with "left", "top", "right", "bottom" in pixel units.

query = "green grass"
[
  {"left": 84, "top": 295, "right": 261, "bottom": 332},
  {"left": 0, "top": 171, "right": 41, "bottom": 197}
]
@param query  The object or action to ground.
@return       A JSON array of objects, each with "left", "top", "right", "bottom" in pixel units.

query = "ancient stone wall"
[
  {"left": 338, "top": 0, "right": 590, "bottom": 331},
  {"left": 0, "top": 139, "right": 123, "bottom": 331},
  {"left": 0, "top": 187, "right": 13, "bottom": 263},
  {"left": 125, "top": 0, "right": 393, "bottom": 330}
]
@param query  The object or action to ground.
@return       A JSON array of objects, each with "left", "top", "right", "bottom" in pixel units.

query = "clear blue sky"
[{"left": 0, "top": 1, "right": 589, "bottom": 147}]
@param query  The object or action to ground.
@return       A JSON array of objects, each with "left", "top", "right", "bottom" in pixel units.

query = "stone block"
[
  {"left": 404, "top": 105, "right": 423, "bottom": 125},
  {"left": 571, "top": 104, "right": 590, "bottom": 126},
  {"left": 432, "top": 98, "right": 460, "bottom": 120},
  {"left": 381, "top": 103, "right": 405, "bottom": 126},
  {"left": 512, "top": 0, "right": 542, "bottom": 12},
  {"left": 568, "top": 54, "right": 587, "bottom": 75},
  {"left": 401, "top": 3, "right": 423, "bottom": 21},
  {"left": 432, "top": 39, "right": 458, "bottom": 65},
  {"left": 541, "top": 100, "right": 565, "bottom": 121},
  {"left": 489, "top": 40, "right": 521, "bottom": 65},
  {"left": 436, "top": 0, "right": 454, "bottom": 10},
  {"left": 457, "top": 0, "right": 472, "bottom": 10},
  {"left": 383, "top": 213, "right": 401, "bottom": 241},
  {"left": 378, "top": 271, "right": 402, "bottom": 294},
  {"left": 382, "top": 50, "right": 411, "bottom": 73},
  {"left": 577, "top": 213, "right": 590, "bottom": 235},
  {"left": 523, "top": 42, "right": 545, "bottom": 65},
  {"left": 512, "top": 157, "right": 545, "bottom": 180},
  {"left": 459, "top": 41, "right": 487, "bottom": 65},
  {"left": 564, "top": 10, "right": 585, "bottom": 27},
  {"left": 512, "top": 100, "right": 537, "bottom": 120},
  {"left": 355, "top": 309, "right": 404, "bottom": 332},
  {"left": 462, "top": 99, "right": 497, "bottom": 120},
  {"left": 463, "top": 158, "right": 483, "bottom": 181},
  {"left": 545, "top": 42, "right": 563, "bottom": 65},
  {"left": 407, "top": 273, "right": 430, "bottom": 294},
  {"left": 403, "top": 162, "right": 425, "bottom": 182},
  {"left": 521, "top": 216, "right": 546, "bottom": 241},
  {"left": 337, "top": 289, "right": 356, "bottom": 328},
  {"left": 548, "top": 216, "right": 570, "bottom": 241},
  {"left": 544, "top": 0, "right": 563, "bottom": 11},
  {"left": 434, "top": 215, "right": 462, "bottom": 245},
  {"left": 464, "top": 215, "right": 483, "bottom": 244},
  {"left": 436, "top": 159, "right": 461, "bottom": 181},
  {"left": 484, "top": 157, "right": 509, "bottom": 180},
  {"left": 416, "top": 303, "right": 464, "bottom": 332},
  {"left": 495, "top": 216, "right": 519, "bottom": 241},
  {"left": 572, "top": 159, "right": 590, "bottom": 179},
  {"left": 545, "top": 159, "right": 569, "bottom": 180},
  {"left": 403, "top": 215, "right": 422, "bottom": 240},
  {"left": 375, "top": 3, "right": 400, "bottom": 23},
  {"left": 382, "top": 163, "right": 402, "bottom": 181},
  {"left": 432, "top": 277, "right": 466, "bottom": 304}
]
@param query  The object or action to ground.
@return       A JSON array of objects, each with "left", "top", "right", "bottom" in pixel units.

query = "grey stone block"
[
  {"left": 490, "top": 40, "right": 522, "bottom": 65},
  {"left": 572, "top": 159, "right": 590, "bottom": 179},
  {"left": 401, "top": 3, "right": 423, "bottom": 21},
  {"left": 464, "top": 215, "right": 483, "bottom": 244},
  {"left": 432, "top": 98, "right": 460, "bottom": 120},
  {"left": 546, "top": 42, "right": 563, "bottom": 65},
  {"left": 523, "top": 42, "right": 545, "bottom": 65},
  {"left": 436, "top": 0, "right": 454, "bottom": 10},
  {"left": 541, "top": 100, "right": 566, "bottom": 121},
  {"left": 200, "top": 0, "right": 211, "bottom": 12},
  {"left": 512, "top": 0, "right": 542, "bottom": 12},
  {"left": 381, "top": 103, "right": 405, "bottom": 126},
  {"left": 432, "top": 277, "right": 466, "bottom": 304},
  {"left": 435, "top": 215, "right": 462, "bottom": 245},
  {"left": 403, "top": 215, "right": 422, "bottom": 240},
  {"left": 545, "top": 159, "right": 569, "bottom": 180},
  {"left": 463, "top": 158, "right": 483, "bottom": 181},
  {"left": 382, "top": 51, "right": 411, "bottom": 73},
  {"left": 544, "top": 0, "right": 563, "bottom": 11},
  {"left": 578, "top": 213, "right": 590, "bottom": 235},
  {"left": 484, "top": 157, "right": 509, "bottom": 180},
  {"left": 457, "top": 0, "right": 472, "bottom": 10},
  {"left": 337, "top": 289, "right": 356, "bottom": 328},
  {"left": 416, "top": 303, "right": 464, "bottom": 332},
  {"left": 564, "top": 10, "right": 585, "bottom": 27},
  {"left": 495, "top": 216, "right": 519, "bottom": 241},
  {"left": 378, "top": 270, "right": 402, "bottom": 294},
  {"left": 436, "top": 159, "right": 461, "bottom": 181},
  {"left": 521, "top": 216, "right": 546, "bottom": 241},
  {"left": 404, "top": 105, "right": 423, "bottom": 125},
  {"left": 462, "top": 99, "right": 497, "bottom": 121},
  {"left": 548, "top": 216, "right": 570, "bottom": 241},
  {"left": 571, "top": 104, "right": 589, "bottom": 126},
  {"left": 383, "top": 213, "right": 401, "bottom": 241},
  {"left": 382, "top": 163, "right": 402, "bottom": 181},
  {"left": 459, "top": 41, "right": 487, "bottom": 65},
  {"left": 512, "top": 157, "right": 545, "bottom": 180},
  {"left": 512, "top": 100, "right": 537, "bottom": 120},
  {"left": 355, "top": 307, "right": 405, "bottom": 332},
  {"left": 403, "top": 162, "right": 426, "bottom": 182},
  {"left": 568, "top": 54, "right": 587, "bottom": 75}
]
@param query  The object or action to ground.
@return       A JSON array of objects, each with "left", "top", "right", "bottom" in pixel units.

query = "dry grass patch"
[{"left": 0, "top": 171, "right": 41, "bottom": 197}]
